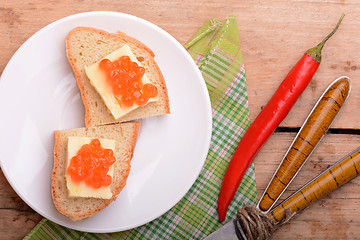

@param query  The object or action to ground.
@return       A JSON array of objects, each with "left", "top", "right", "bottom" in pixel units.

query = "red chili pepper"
[{"left": 218, "top": 14, "right": 344, "bottom": 222}]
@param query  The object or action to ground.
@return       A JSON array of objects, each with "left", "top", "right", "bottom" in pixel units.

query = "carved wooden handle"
[
  {"left": 269, "top": 147, "right": 360, "bottom": 222},
  {"left": 258, "top": 76, "right": 351, "bottom": 212}
]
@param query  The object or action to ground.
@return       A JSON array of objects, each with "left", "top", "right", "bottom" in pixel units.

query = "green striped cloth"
[{"left": 25, "top": 16, "right": 257, "bottom": 240}]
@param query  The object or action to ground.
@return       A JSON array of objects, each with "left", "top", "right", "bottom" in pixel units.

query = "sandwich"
[
  {"left": 66, "top": 27, "right": 170, "bottom": 127},
  {"left": 51, "top": 122, "right": 140, "bottom": 221}
]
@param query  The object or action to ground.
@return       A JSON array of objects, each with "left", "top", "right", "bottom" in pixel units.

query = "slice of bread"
[
  {"left": 51, "top": 122, "right": 140, "bottom": 221},
  {"left": 66, "top": 27, "right": 170, "bottom": 127}
]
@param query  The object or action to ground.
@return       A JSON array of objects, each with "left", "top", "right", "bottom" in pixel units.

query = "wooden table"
[{"left": 1, "top": 0, "right": 359, "bottom": 239}]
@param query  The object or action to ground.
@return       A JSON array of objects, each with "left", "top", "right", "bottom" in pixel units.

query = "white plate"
[{"left": 0, "top": 11, "right": 212, "bottom": 233}]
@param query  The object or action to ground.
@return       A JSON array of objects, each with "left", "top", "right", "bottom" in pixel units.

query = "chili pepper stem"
[{"left": 306, "top": 13, "right": 345, "bottom": 62}]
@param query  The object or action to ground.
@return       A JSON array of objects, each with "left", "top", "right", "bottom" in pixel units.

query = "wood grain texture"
[
  {"left": 254, "top": 133, "right": 360, "bottom": 239},
  {"left": 0, "top": 170, "right": 43, "bottom": 239},
  {"left": 1, "top": 0, "right": 360, "bottom": 239}
]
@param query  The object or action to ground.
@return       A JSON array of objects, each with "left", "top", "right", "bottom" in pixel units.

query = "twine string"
[{"left": 234, "top": 205, "right": 295, "bottom": 240}]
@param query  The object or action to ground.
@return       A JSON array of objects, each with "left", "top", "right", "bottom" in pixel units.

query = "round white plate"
[{"left": 0, "top": 11, "right": 212, "bottom": 233}]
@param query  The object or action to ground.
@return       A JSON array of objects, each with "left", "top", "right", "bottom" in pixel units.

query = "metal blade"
[{"left": 204, "top": 219, "right": 242, "bottom": 240}]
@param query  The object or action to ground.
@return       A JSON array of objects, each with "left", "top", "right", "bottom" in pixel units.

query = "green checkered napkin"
[{"left": 25, "top": 16, "right": 257, "bottom": 240}]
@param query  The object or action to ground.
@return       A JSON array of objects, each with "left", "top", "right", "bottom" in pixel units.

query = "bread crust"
[
  {"left": 51, "top": 122, "right": 140, "bottom": 221},
  {"left": 66, "top": 27, "right": 170, "bottom": 127}
]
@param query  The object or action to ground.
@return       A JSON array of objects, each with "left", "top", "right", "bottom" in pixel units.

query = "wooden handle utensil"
[
  {"left": 269, "top": 146, "right": 360, "bottom": 222},
  {"left": 258, "top": 76, "right": 351, "bottom": 212}
]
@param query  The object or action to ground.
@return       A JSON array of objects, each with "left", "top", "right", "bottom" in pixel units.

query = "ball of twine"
[{"left": 234, "top": 205, "right": 294, "bottom": 240}]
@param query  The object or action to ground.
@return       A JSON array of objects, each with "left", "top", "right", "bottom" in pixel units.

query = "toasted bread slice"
[
  {"left": 51, "top": 122, "right": 140, "bottom": 221},
  {"left": 66, "top": 27, "right": 170, "bottom": 127}
]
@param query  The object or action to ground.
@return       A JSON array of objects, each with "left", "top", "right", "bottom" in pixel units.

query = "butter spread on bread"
[
  {"left": 66, "top": 137, "right": 116, "bottom": 199},
  {"left": 85, "top": 45, "right": 159, "bottom": 120}
]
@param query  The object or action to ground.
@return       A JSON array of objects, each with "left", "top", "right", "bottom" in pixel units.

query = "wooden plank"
[
  {"left": 254, "top": 132, "right": 360, "bottom": 239},
  {"left": 241, "top": 1, "right": 360, "bottom": 130},
  {"left": 0, "top": 170, "right": 42, "bottom": 239},
  {"left": 1, "top": 0, "right": 360, "bottom": 239}
]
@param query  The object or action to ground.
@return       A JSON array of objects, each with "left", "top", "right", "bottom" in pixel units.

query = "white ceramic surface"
[{"left": 0, "top": 11, "right": 212, "bottom": 233}]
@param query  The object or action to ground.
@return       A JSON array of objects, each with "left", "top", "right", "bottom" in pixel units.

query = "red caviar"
[
  {"left": 99, "top": 56, "right": 158, "bottom": 108},
  {"left": 67, "top": 139, "right": 116, "bottom": 189}
]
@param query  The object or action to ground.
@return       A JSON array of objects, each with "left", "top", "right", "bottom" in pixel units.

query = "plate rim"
[{"left": 0, "top": 11, "right": 212, "bottom": 233}]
